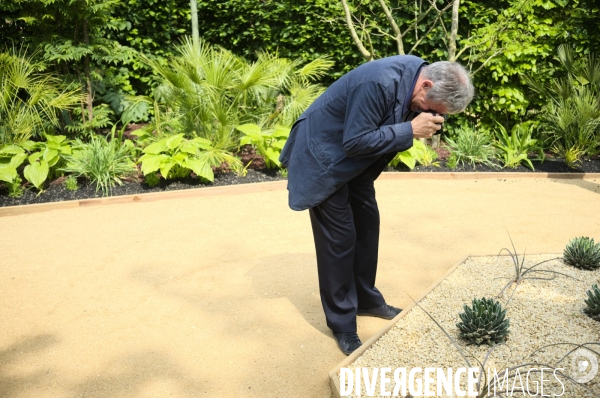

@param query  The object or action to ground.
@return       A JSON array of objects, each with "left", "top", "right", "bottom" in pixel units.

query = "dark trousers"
[{"left": 309, "top": 174, "right": 386, "bottom": 332}]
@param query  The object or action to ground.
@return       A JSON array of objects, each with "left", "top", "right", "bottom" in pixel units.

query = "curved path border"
[{"left": 1, "top": 172, "right": 598, "bottom": 218}]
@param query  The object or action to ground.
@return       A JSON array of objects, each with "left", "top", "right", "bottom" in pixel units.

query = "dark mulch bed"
[{"left": 1, "top": 152, "right": 599, "bottom": 208}]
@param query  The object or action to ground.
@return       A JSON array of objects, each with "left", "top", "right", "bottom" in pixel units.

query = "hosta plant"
[
  {"left": 138, "top": 133, "right": 242, "bottom": 182},
  {"left": 0, "top": 134, "right": 72, "bottom": 192},
  {"left": 457, "top": 297, "right": 510, "bottom": 346},
  {"left": 389, "top": 139, "right": 428, "bottom": 169},
  {"left": 564, "top": 236, "right": 600, "bottom": 270},
  {"left": 584, "top": 284, "right": 600, "bottom": 321}
]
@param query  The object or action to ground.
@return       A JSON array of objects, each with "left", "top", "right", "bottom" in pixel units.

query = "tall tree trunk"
[
  {"left": 82, "top": 18, "right": 93, "bottom": 121},
  {"left": 190, "top": 0, "right": 199, "bottom": 48},
  {"left": 448, "top": 0, "right": 460, "bottom": 61}
]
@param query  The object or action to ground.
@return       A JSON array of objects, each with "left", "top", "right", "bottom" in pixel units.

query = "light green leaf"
[
  {"left": 235, "top": 123, "right": 262, "bottom": 136},
  {"left": 24, "top": 160, "right": 49, "bottom": 189},
  {"left": 160, "top": 160, "right": 176, "bottom": 179},
  {"left": 397, "top": 151, "right": 417, "bottom": 169},
  {"left": 20, "top": 141, "right": 39, "bottom": 151},
  {"left": 0, "top": 145, "right": 25, "bottom": 155},
  {"left": 10, "top": 153, "right": 28, "bottom": 168},
  {"left": 28, "top": 152, "right": 42, "bottom": 164},
  {"left": 143, "top": 140, "right": 168, "bottom": 154},
  {"left": 139, "top": 153, "right": 164, "bottom": 175},
  {"left": 184, "top": 158, "right": 214, "bottom": 181},
  {"left": 273, "top": 125, "right": 291, "bottom": 138},
  {"left": 166, "top": 134, "right": 184, "bottom": 150},
  {"left": 42, "top": 148, "right": 60, "bottom": 166},
  {"left": 0, "top": 166, "right": 18, "bottom": 183},
  {"left": 191, "top": 137, "right": 213, "bottom": 150},
  {"left": 264, "top": 147, "right": 281, "bottom": 167},
  {"left": 179, "top": 140, "right": 198, "bottom": 155}
]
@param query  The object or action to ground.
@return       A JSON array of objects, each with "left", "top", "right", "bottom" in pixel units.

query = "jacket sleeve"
[{"left": 342, "top": 81, "right": 413, "bottom": 158}]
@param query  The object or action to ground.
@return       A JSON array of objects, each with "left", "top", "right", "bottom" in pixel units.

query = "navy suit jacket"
[{"left": 279, "top": 55, "right": 426, "bottom": 210}]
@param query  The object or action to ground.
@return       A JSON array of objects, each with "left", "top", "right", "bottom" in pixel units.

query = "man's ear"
[{"left": 421, "top": 79, "right": 434, "bottom": 90}]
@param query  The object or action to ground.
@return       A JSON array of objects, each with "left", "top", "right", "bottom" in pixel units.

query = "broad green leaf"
[
  {"left": 179, "top": 140, "right": 198, "bottom": 155},
  {"left": 397, "top": 151, "right": 416, "bottom": 170},
  {"left": 139, "top": 153, "right": 165, "bottom": 175},
  {"left": 0, "top": 145, "right": 25, "bottom": 155},
  {"left": 28, "top": 152, "right": 42, "bottom": 163},
  {"left": 42, "top": 148, "right": 60, "bottom": 167},
  {"left": 172, "top": 152, "right": 189, "bottom": 162},
  {"left": 160, "top": 160, "right": 176, "bottom": 179},
  {"left": 273, "top": 125, "right": 291, "bottom": 138},
  {"left": 10, "top": 153, "right": 28, "bottom": 168},
  {"left": 143, "top": 140, "right": 168, "bottom": 154},
  {"left": 166, "top": 134, "right": 184, "bottom": 150},
  {"left": 20, "top": 141, "right": 39, "bottom": 151},
  {"left": 235, "top": 124, "right": 262, "bottom": 136},
  {"left": 240, "top": 137, "right": 253, "bottom": 146},
  {"left": 191, "top": 137, "right": 213, "bottom": 150},
  {"left": 0, "top": 166, "right": 18, "bottom": 183},
  {"left": 24, "top": 160, "right": 49, "bottom": 189},
  {"left": 184, "top": 158, "right": 214, "bottom": 181},
  {"left": 264, "top": 147, "right": 281, "bottom": 167},
  {"left": 271, "top": 139, "right": 287, "bottom": 150}
]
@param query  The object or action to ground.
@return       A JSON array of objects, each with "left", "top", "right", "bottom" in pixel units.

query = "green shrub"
[
  {"left": 457, "top": 297, "right": 510, "bottom": 346},
  {"left": 444, "top": 126, "right": 497, "bottom": 168},
  {"left": 584, "top": 284, "right": 600, "bottom": 321},
  {"left": 61, "top": 135, "right": 137, "bottom": 196},
  {"left": 563, "top": 237, "right": 600, "bottom": 270},
  {"left": 525, "top": 45, "right": 600, "bottom": 166}
]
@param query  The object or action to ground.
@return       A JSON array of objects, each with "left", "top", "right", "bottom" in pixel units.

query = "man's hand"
[{"left": 411, "top": 112, "right": 445, "bottom": 139}]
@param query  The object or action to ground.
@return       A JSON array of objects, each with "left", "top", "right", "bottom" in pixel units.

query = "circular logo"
[{"left": 571, "top": 348, "right": 598, "bottom": 383}]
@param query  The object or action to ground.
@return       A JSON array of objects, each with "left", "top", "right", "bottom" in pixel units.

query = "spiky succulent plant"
[
  {"left": 584, "top": 284, "right": 600, "bottom": 321},
  {"left": 563, "top": 237, "right": 600, "bottom": 270},
  {"left": 457, "top": 297, "right": 510, "bottom": 346}
]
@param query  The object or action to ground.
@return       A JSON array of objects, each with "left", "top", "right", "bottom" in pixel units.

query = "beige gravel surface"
[
  {"left": 348, "top": 254, "right": 600, "bottom": 397},
  {"left": 1, "top": 176, "right": 599, "bottom": 397}
]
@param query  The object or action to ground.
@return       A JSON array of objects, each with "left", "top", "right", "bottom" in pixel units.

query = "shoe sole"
[{"left": 356, "top": 310, "right": 402, "bottom": 320}]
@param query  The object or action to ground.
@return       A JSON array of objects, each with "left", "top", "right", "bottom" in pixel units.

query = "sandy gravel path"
[{"left": 1, "top": 176, "right": 599, "bottom": 397}]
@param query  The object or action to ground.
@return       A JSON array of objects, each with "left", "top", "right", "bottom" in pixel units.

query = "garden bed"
[
  {"left": 331, "top": 254, "right": 600, "bottom": 397},
  {"left": 1, "top": 156, "right": 600, "bottom": 208}
]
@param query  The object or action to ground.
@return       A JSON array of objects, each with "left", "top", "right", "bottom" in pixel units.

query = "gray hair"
[{"left": 421, "top": 61, "right": 474, "bottom": 114}]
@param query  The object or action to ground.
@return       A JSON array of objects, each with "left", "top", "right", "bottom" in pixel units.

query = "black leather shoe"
[
  {"left": 333, "top": 332, "right": 362, "bottom": 355},
  {"left": 357, "top": 304, "right": 402, "bottom": 319}
]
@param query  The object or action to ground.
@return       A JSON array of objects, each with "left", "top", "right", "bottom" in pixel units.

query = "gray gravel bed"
[{"left": 344, "top": 255, "right": 600, "bottom": 397}]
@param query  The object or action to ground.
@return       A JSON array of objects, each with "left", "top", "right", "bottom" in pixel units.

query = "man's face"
[{"left": 409, "top": 79, "right": 449, "bottom": 115}]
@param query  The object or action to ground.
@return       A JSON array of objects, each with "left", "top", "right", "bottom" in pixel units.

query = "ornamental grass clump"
[
  {"left": 563, "top": 236, "right": 600, "bottom": 270},
  {"left": 457, "top": 297, "right": 510, "bottom": 346},
  {"left": 584, "top": 284, "right": 600, "bottom": 321}
]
